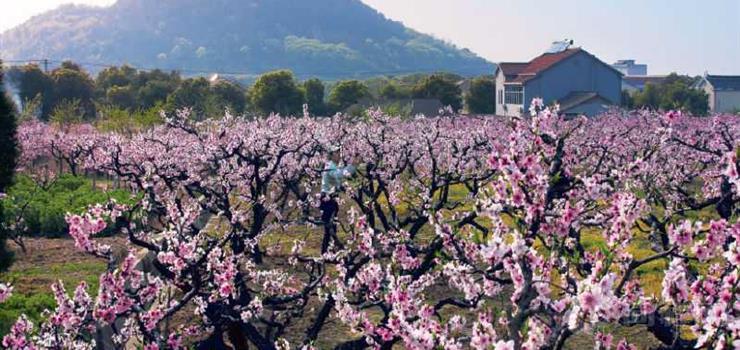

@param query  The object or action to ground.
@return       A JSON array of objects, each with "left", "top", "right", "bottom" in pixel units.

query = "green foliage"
[
  {"left": 96, "top": 105, "right": 163, "bottom": 133},
  {"left": 465, "top": 77, "right": 495, "bottom": 114},
  {"left": 303, "top": 78, "right": 327, "bottom": 116},
  {"left": 166, "top": 77, "right": 211, "bottom": 119},
  {"left": 137, "top": 79, "right": 179, "bottom": 109},
  {"left": 621, "top": 90, "right": 634, "bottom": 108},
  {"left": 379, "top": 82, "right": 411, "bottom": 100},
  {"left": 0, "top": 260, "right": 105, "bottom": 336},
  {"left": 378, "top": 101, "right": 414, "bottom": 118},
  {"left": 412, "top": 74, "right": 462, "bottom": 112},
  {"left": 9, "top": 64, "right": 55, "bottom": 120},
  {"left": 283, "top": 36, "right": 359, "bottom": 60},
  {"left": 95, "top": 65, "right": 137, "bottom": 94},
  {"left": 328, "top": 80, "right": 371, "bottom": 113},
  {"left": 631, "top": 73, "right": 709, "bottom": 115},
  {"left": 1, "top": 175, "right": 135, "bottom": 238},
  {"left": 49, "top": 99, "right": 84, "bottom": 129},
  {"left": 105, "top": 85, "right": 137, "bottom": 110},
  {"left": 0, "top": 63, "right": 18, "bottom": 192},
  {"left": 50, "top": 61, "right": 96, "bottom": 119},
  {"left": 0, "top": 293, "right": 55, "bottom": 336},
  {"left": 211, "top": 80, "right": 247, "bottom": 114},
  {"left": 249, "top": 70, "right": 305, "bottom": 116},
  {"left": 0, "top": 61, "right": 18, "bottom": 271}
]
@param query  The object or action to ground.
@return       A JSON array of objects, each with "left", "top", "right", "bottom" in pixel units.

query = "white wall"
[
  {"left": 702, "top": 83, "right": 715, "bottom": 111},
  {"left": 495, "top": 70, "right": 526, "bottom": 117},
  {"left": 495, "top": 70, "right": 506, "bottom": 115}
]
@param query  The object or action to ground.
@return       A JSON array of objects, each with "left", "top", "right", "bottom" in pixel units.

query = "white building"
[
  {"left": 612, "top": 60, "right": 648, "bottom": 76},
  {"left": 693, "top": 74, "right": 740, "bottom": 113}
]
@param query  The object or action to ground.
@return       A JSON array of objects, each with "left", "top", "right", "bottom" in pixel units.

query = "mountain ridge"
[{"left": 0, "top": 0, "right": 494, "bottom": 79}]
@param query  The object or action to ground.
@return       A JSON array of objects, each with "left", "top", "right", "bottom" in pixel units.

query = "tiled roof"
[
  {"left": 705, "top": 75, "right": 740, "bottom": 91},
  {"left": 498, "top": 62, "right": 528, "bottom": 80},
  {"left": 557, "top": 91, "right": 614, "bottom": 112},
  {"left": 509, "top": 48, "right": 583, "bottom": 83}
]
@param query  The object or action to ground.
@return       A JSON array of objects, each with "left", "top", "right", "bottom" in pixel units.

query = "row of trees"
[
  {"left": 623, "top": 73, "right": 710, "bottom": 115},
  {"left": 250, "top": 71, "right": 496, "bottom": 116},
  {"left": 7, "top": 62, "right": 496, "bottom": 122},
  {"left": 2, "top": 103, "right": 738, "bottom": 349}
]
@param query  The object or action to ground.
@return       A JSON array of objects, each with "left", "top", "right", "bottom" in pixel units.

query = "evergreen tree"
[
  {"left": 412, "top": 74, "right": 463, "bottom": 112},
  {"left": 465, "top": 77, "right": 495, "bottom": 114},
  {"left": 303, "top": 78, "right": 327, "bottom": 116},
  {"left": 0, "top": 61, "right": 18, "bottom": 271}
]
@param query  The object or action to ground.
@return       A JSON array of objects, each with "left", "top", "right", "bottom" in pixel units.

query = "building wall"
[
  {"left": 702, "top": 83, "right": 716, "bottom": 112},
  {"left": 495, "top": 70, "right": 524, "bottom": 117},
  {"left": 523, "top": 51, "right": 622, "bottom": 116},
  {"left": 562, "top": 99, "right": 611, "bottom": 117},
  {"left": 495, "top": 70, "right": 506, "bottom": 115},
  {"left": 613, "top": 64, "right": 647, "bottom": 76},
  {"left": 715, "top": 90, "right": 740, "bottom": 113}
]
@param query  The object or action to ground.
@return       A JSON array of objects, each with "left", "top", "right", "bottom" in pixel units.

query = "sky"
[{"left": 1, "top": 0, "right": 738, "bottom": 75}]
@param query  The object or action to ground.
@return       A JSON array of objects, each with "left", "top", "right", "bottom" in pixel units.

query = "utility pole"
[{"left": 43, "top": 59, "right": 49, "bottom": 73}]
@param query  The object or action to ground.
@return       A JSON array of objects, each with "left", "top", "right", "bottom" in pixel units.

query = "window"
[
  {"left": 497, "top": 90, "right": 503, "bottom": 104},
  {"left": 504, "top": 85, "right": 524, "bottom": 105}
]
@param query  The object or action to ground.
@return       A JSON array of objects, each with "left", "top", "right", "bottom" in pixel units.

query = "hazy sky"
[{"left": 1, "top": 0, "right": 738, "bottom": 75}]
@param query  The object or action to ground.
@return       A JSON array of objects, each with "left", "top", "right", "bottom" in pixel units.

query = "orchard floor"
[{"left": 0, "top": 236, "right": 665, "bottom": 349}]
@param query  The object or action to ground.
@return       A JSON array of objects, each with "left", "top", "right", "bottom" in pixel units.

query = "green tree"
[
  {"left": 50, "top": 62, "right": 96, "bottom": 119},
  {"left": 0, "top": 61, "right": 18, "bottom": 271},
  {"left": 621, "top": 90, "right": 634, "bottom": 108},
  {"left": 211, "top": 80, "right": 247, "bottom": 114},
  {"left": 465, "top": 77, "right": 495, "bottom": 114},
  {"left": 328, "top": 80, "right": 370, "bottom": 113},
  {"left": 634, "top": 83, "right": 661, "bottom": 108},
  {"left": 249, "top": 70, "right": 305, "bottom": 116},
  {"left": 379, "top": 82, "right": 411, "bottom": 100},
  {"left": 303, "top": 78, "right": 327, "bottom": 116},
  {"left": 167, "top": 77, "right": 211, "bottom": 118},
  {"left": 50, "top": 99, "right": 83, "bottom": 131},
  {"left": 412, "top": 74, "right": 462, "bottom": 112},
  {"left": 138, "top": 80, "right": 177, "bottom": 109},
  {"left": 14, "top": 64, "right": 54, "bottom": 120},
  {"left": 106, "top": 85, "right": 137, "bottom": 110},
  {"left": 95, "top": 65, "right": 137, "bottom": 95},
  {"left": 632, "top": 73, "right": 708, "bottom": 115}
]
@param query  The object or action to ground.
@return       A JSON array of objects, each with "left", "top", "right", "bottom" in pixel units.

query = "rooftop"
[
  {"left": 498, "top": 48, "right": 616, "bottom": 84},
  {"left": 704, "top": 75, "right": 740, "bottom": 91}
]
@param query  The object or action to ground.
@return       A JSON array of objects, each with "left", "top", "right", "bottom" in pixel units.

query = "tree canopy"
[
  {"left": 631, "top": 73, "right": 709, "bottom": 115},
  {"left": 412, "top": 74, "right": 463, "bottom": 112},
  {"left": 0, "top": 62, "right": 18, "bottom": 271},
  {"left": 249, "top": 70, "right": 305, "bottom": 116},
  {"left": 465, "top": 77, "right": 495, "bottom": 114},
  {"left": 328, "top": 80, "right": 370, "bottom": 113}
]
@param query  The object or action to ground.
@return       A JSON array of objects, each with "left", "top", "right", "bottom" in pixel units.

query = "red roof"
[
  {"left": 498, "top": 62, "right": 528, "bottom": 79},
  {"left": 502, "top": 48, "right": 583, "bottom": 84}
]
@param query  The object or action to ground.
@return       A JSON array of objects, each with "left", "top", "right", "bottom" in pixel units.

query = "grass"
[
  {"left": 0, "top": 238, "right": 118, "bottom": 336},
  {"left": 0, "top": 181, "right": 721, "bottom": 348}
]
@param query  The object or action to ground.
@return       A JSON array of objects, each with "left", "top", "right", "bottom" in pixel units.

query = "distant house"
[
  {"left": 612, "top": 59, "right": 648, "bottom": 76},
  {"left": 495, "top": 43, "right": 623, "bottom": 117},
  {"left": 622, "top": 75, "right": 668, "bottom": 93},
  {"left": 693, "top": 74, "right": 740, "bottom": 113}
]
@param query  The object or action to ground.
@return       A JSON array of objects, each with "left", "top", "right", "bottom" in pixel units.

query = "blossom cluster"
[{"left": 3, "top": 104, "right": 738, "bottom": 349}]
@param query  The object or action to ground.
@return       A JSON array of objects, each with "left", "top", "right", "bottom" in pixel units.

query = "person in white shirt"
[{"left": 319, "top": 147, "right": 354, "bottom": 253}]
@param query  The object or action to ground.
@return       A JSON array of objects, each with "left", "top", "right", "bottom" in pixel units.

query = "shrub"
[{"left": 1, "top": 175, "right": 134, "bottom": 237}]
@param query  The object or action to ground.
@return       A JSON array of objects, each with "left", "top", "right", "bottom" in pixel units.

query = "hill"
[{"left": 0, "top": 0, "right": 494, "bottom": 79}]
